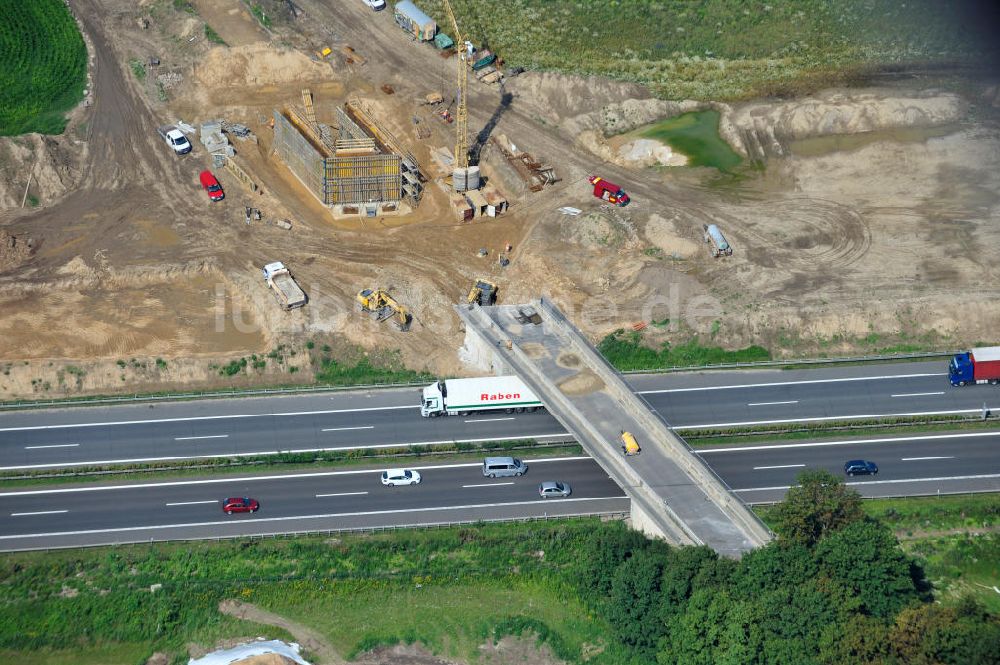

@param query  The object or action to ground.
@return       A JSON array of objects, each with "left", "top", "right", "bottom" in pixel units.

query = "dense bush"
[
  {"left": 571, "top": 471, "right": 1000, "bottom": 664},
  {"left": 0, "top": 0, "right": 87, "bottom": 135}
]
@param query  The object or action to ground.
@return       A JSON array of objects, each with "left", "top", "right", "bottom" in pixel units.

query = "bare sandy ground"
[{"left": 0, "top": 0, "right": 997, "bottom": 399}]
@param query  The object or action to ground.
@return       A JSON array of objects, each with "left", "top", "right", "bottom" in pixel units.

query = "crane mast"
[{"left": 441, "top": 0, "right": 468, "bottom": 170}]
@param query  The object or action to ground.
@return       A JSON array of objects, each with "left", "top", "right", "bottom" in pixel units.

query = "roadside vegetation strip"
[
  {"left": 684, "top": 415, "right": 998, "bottom": 446},
  {"left": 2, "top": 474, "right": 999, "bottom": 665},
  {"left": 0, "top": 0, "right": 87, "bottom": 136},
  {"left": 420, "top": 0, "right": 996, "bottom": 100},
  {"left": 755, "top": 492, "right": 999, "bottom": 535},
  {"left": 0, "top": 440, "right": 582, "bottom": 489},
  {"left": 599, "top": 330, "right": 770, "bottom": 371}
]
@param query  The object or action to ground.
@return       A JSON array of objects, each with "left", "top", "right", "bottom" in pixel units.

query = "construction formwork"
[
  {"left": 273, "top": 109, "right": 328, "bottom": 203},
  {"left": 273, "top": 109, "right": 404, "bottom": 214}
]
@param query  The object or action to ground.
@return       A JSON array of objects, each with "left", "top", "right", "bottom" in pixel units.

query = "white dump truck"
[
  {"left": 262, "top": 262, "right": 307, "bottom": 310},
  {"left": 420, "top": 376, "right": 543, "bottom": 417},
  {"left": 157, "top": 125, "right": 192, "bottom": 155}
]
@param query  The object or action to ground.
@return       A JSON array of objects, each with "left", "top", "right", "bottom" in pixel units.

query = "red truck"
[
  {"left": 587, "top": 175, "right": 630, "bottom": 206},
  {"left": 949, "top": 346, "right": 1000, "bottom": 386}
]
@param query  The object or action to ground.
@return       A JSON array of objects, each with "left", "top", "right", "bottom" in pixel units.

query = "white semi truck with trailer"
[{"left": 420, "top": 376, "right": 543, "bottom": 417}]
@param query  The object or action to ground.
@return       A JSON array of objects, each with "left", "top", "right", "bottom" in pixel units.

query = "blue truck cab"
[{"left": 949, "top": 352, "right": 974, "bottom": 386}]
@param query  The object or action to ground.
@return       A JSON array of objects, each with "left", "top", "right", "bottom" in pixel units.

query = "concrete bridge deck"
[{"left": 457, "top": 298, "right": 772, "bottom": 557}]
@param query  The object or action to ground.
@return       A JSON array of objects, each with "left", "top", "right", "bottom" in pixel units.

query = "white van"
[{"left": 482, "top": 456, "right": 528, "bottom": 478}]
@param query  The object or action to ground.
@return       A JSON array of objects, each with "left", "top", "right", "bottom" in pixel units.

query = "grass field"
[
  {"left": 0, "top": 0, "right": 87, "bottom": 136},
  {"left": 904, "top": 533, "right": 1000, "bottom": 613},
  {"left": 419, "top": 0, "right": 997, "bottom": 100},
  {"left": 0, "top": 521, "right": 623, "bottom": 664}
]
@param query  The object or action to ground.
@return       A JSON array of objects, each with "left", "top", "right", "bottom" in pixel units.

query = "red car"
[
  {"left": 200, "top": 170, "right": 225, "bottom": 201},
  {"left": 222, "top": 497, "right": 259, "bottom": 514}
]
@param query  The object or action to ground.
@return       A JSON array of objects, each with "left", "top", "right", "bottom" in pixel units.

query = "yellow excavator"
[
  {"left": 356, "top": 288, "right": 412, "bottom": 331},
  {"left": 467, "top": 278, "right": 497, "bottom": 306}
]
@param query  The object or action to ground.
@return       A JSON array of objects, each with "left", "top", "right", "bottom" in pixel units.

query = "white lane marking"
[
  {"left": 695, "top": 430, "right": 1000, "bottom": 454},
  {"left": 892, "top": 392, "right": 945, "bottom": 398},
  {"left": 321, "top": 426, "right": 375, "bottom": 432},
  {"left": 734, "top": 472, "right": 1000, "bottom": 493},
  {"left": 0, "top": 404, "right": 421, "bottom": 433},
  {"left": 174, "top": 435, "right": 229, "bottom": 441},
  {"left": 901, "top": 456, "right": 954, "bottom": 461},
  {"left": 464, "top": 417, "right": 516, "bottom": 423},
  {"left": 637, "top": 372, "right": 941, "bottom": 394},
  {"left": 165, "top": 500, "right": 217, "bottom": 506},
  {"left": 24, "top": 444, "right": 79, "bottom": 450},
  {"left": 675, "top": 406, "right": 1000, "bottom": 430},
  {"left": 0, "top": 456, "right": 593, "bottom": 497},
  {"left": 753, "top": 464, "right": 805, "bottom": 470},
  {"left": 11, "top": 510, "right": 69, "bottom": 516},
  {"left": 463, "top": 482, "right": 515, "bottom": 488},
  {"left": 747, "top": 400, "right": 798, "bottom": 407},
  {"left": 316, "top": 491, "right": 369, "bottom": 498},
  {"left": 0, "top": 433, "right": 573, "bottom": 471},
  {"left": 0, "top": 495, "right": 630, "bottom": 541}
]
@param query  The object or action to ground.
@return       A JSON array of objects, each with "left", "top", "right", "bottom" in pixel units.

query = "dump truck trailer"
[
  {"left": 421, "top": 376, "right": 543, "bottom": 417},
  {"left": 262, "top": 262, "right": 307, "bottom": 310},
  {"left": 949, "top": 347, "right": 1000, "bottom": 386}
]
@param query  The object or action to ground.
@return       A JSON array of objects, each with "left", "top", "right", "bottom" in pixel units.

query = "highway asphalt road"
[
  {"left": 2, "top": 361, "right": 998, "bottom": 470},
  {"left": 2, "top": 430, "right": 998, "bottom": 550}
]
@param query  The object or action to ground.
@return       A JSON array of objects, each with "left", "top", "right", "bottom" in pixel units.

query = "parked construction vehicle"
[
  {"left": 357, "top": 288, "right": 412, "bottom": 331},
  {"left": 704, "top": 224, "right": 733, "bottom": 257},
  {"left": 157, "top": 125, "right": 191, "bottom": 155},
  {"left": 587, "top": 175, "right": 629, "bottom": 206},
  {"left": 262, "top": 262, "right": 307, "bottom": 310},
  {"left": 467, "top": 278, "right": 497, "bottom": 306}
]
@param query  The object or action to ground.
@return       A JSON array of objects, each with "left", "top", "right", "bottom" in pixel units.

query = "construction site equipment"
[
  {"left": 703, "top": 224, "right": 733, "bottom": 257},
  {"left": 433, "top": 32, "right": 454, "bottom": 50},
  {"left": 467, "top": 279, "right": 497, "bottom": 306},
  {"left": 587, "top": 175, "right": 630, "bottom": 206},
  {"left": 454, "top": 165, "right": 480, "bottom": 193},
  {"left": 357, "top": 288, "right": 412, "bottom": 331},
  {"left": 262, "top": 262, "right": 307, "bottom": 310},
  {"left": 394, "top": 1, "right": 436, "bottom": 41},
  {"left": 471, "top": 50, "right": 496, "bottom": 71},
  {"left": 340, "top": 45, "right": 365, "bottom": 66},
  {"left": 441, "top": 0, "right": 471, "bottom": 188},
  {"left": 424, "top": 91, "right": 444, "bottom": 105},
  {"left": 489, "top": 135, "right": 557, "bottom": 192}
]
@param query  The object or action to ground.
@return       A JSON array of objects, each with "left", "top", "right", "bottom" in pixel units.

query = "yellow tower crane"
[{"left": 441, "top": 0, "right": 468, "bottom": 171}]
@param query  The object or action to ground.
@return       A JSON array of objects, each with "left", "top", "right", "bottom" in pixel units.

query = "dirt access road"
[{"left": 0, "top": 0, "right": 997, "bottom": 400}]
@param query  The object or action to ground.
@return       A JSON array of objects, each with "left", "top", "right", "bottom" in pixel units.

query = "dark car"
[
  {"left": 199, "top": 170, "right": 225, "bottom": 201},
  {"left": 844, "top": 460, "right": 878, "bottom": 477},
  {"left": 222, "top": 497, "right": 259, "bottom": 514}
]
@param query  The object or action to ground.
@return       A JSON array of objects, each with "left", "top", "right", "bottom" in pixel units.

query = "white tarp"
[{"left": 188, "top": 640, "right": 311, "bottom": 665}]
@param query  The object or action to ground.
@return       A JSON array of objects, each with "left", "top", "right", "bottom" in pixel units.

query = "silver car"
[{"left": 538, "top": 481, "right": 571, "bottom": 498}]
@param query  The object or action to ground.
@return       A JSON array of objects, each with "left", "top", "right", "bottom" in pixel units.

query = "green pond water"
[
  {"left": 788, "top": 124, "right": 961, "bottom": 157},
  {"left": 641, "top": 110, "right": 743, "bottom": 171}
]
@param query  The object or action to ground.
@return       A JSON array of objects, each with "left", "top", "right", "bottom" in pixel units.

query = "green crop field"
[
  {"left": 420, "top": 0, "right": 998, "bottom": 100},
  {"left": 0, "top": 0, "right": 88, "bottom": 136}
]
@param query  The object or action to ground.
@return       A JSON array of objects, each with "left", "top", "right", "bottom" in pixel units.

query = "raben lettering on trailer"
[{"left": 480, "top": 393, "right": 520, "bottom": 401}]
